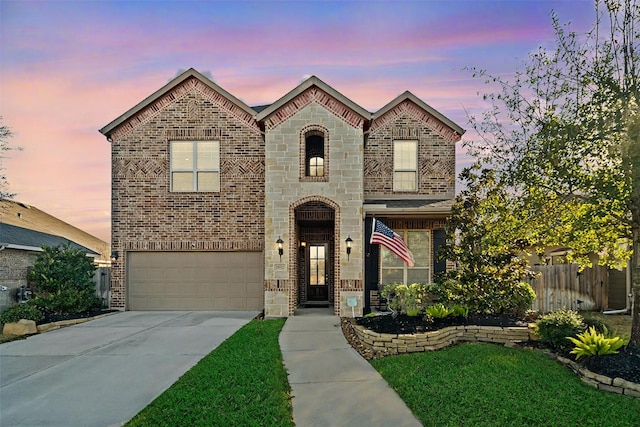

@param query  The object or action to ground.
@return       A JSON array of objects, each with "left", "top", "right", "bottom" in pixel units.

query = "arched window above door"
[{"left": 300, "top": 126, "right": 329, "bottom": 182}]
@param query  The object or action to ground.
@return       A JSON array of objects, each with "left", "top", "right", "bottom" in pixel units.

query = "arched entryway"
[{"left": 292, "top": 199, "right": 339, "bottom": 308}]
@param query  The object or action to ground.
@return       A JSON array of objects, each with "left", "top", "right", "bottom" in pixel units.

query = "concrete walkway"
[
  {"left": 279, "top": 308, "right": 422, "bottom": 427},
  {"left": 0, "top": 311, "right": 258, "bottom": 427}
]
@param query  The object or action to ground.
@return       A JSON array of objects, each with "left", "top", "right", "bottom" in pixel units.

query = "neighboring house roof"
[
  {"left": 0, "top": 200, "right": 108, "bottom": 261},
  {"left": 254, "top": 75, "right": 372, "bottom": 122},
  {"left": 99, "top": 68, "right": 258, "bottom": 140},
  {"left": 0, "top": 223, "right": 98, "bottom": 256}
]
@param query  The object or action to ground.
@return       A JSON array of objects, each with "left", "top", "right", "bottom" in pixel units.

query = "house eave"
[{"left": 362, "top": 206, "right": 452, "bottom": 218}]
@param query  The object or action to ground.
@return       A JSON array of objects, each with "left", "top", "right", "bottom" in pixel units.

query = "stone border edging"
[
  {"left": 353, "top": 323, "right": 536, "bottom": 355},
  {"left": 548, "top": 353, "right": 640, "bottom": 398},
  {"left": 36, "top": 311, "right": 119, "bottom": 333},
  {"left": 351, "top": 321, "right": 640, "bottom": 399}
]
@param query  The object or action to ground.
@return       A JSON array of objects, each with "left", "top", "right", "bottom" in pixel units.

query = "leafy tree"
[
  {"left": 464, "top": 0, "right": 640, "bottom": 345},
  {"left": 27, "top": 244, "right": 102, "bottom": 314},
  {"left": 440, "top": 167, "right": 537, "bottom": 316},
  {"left": 0, "top": 116, "right": 20, "bottom": 200}
]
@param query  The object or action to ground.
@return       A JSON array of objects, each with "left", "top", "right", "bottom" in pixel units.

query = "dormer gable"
[
  {"left": 371, "top": 91, "right": 464, "bottom": 143},
  {"left": 255, "top": 76, "right": 372, "bottom": 130},
  {"left": 99, "top": 68, "right": 260, "bottom": 142}
]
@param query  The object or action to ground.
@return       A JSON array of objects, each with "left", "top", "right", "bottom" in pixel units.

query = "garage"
[{"left": 127, "top": 251, "right": 264, "bottom": 310}]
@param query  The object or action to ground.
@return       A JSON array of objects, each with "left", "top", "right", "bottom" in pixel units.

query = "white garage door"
[{"left": 127, "top": 252, "right": 264, "bottom": 310}]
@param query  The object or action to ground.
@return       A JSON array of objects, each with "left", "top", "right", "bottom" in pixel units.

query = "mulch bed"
[
  {"left": 343, "top": 314, "right": 640, "bottom": 385},
  {"left": 38, "top": 310, "right": 118, "bottom": 325}
]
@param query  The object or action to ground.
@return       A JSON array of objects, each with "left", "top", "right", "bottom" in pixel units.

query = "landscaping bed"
[{"left": 342, "top": 313, "right": 640, "bottom": 386}]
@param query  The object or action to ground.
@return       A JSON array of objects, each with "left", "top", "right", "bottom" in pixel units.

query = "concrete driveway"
[{"left": 0, "top": 311, "right": 258, "bottom": 427}]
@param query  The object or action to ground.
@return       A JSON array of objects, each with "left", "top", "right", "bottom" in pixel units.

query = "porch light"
[
  {"left": 111, "top": 251, "right": 119, "bottom": 262},
  {"left": 276, "top": 237, "right": 284, "bottom": 260},
  {"left": 345, "top": 236, "right": 353, "bottom": 261},
  {"left": 299, "top": 240, "right": 307, "bottom": 249}
]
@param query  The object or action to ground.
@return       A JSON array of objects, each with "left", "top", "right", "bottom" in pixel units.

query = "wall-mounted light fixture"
[
  {"left": 276, "top": 237, "right": 284, "bottom": 260},
  {"left": 345, "top": 236, "right": 353, "bottom": 261},
  {"left": 299, "top": 240, "right": 307, "bottom": 250},
  {"left": 111, "top": 251, "right": 119, "bottom": 262}
]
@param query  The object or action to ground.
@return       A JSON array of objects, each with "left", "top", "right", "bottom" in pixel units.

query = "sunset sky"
[{"left": 1, "top": 0, "right": 596, "bottom": 243}]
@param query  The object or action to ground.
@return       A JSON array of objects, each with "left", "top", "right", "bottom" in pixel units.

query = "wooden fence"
[{"left": 528, "top": 264, "right": 608, "bottom": 313}]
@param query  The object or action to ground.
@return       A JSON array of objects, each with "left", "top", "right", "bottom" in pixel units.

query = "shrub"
[
  {"left": 26, "top": 244, "right": 100, "bottom": 315},
  {"left": 28, "top": 244, "right": 96, "bottom": 295},
  {"left": 536, "top": 309, "right": 585, "bottom": 352},
  {"left": 567, "top": 326, "right": 626, "bottom": 360},
  {"left": 381, "top": 283, "right": 437, "bottom": 316},
  {"left": 0, "top": 303, "right": 44, "bottom": 325},
  {"left": 449, "top": 304, "right": 469, "bottom": 317},
  {"left": 436, "top": 279, "right": 535, "bottom": 316},
  {"left": 581, "top": 314, "right": 610, "bottom": 334},
  {"left": 30, "top": 291, "right": 103, "bottom": 316},
  {"left": 425, "top": 303, "right": 451, "bottom": 319}
]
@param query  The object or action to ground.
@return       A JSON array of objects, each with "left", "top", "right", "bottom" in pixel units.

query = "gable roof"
[
  {"left": 0, "top": 199, "right": 108, "bottom": 261},
  {"left": 371, "top": 91, "right": 465, "bottom": 141},
  {"left": 99, "top": 68, "right": 258, "bottom": 140},
  {"left": 0, "top": 223, "right": 98, "bottom": 256},
  {"left": 255, "top": 75, "right": 371, "bottom": 123}
]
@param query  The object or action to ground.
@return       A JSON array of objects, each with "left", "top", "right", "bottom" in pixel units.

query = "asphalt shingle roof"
[{"left": 0, "top": 223, "right": 98, "bottom": 256}]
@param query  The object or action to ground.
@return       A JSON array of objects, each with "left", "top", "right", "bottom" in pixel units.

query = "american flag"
[{"left": 370, "top": 219, "right": 415, "bottom": 267}]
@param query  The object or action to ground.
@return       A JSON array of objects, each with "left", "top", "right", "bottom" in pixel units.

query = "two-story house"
[{"left": 100, "top": 68, "right": 464, "bottom": 317}]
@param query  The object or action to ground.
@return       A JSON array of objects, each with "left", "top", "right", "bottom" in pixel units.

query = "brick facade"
[
  {"left": 0, "top": 249, "right": 38, "bottom": 313},
  {"left": 365, "top": 113, "right": 456, "bottom": 198},
  {"left": 102, "top": 69, "right": 463, "bottom": 315},
  {"left": 109, "top": 76, "right": 265, "bottom": 310}
]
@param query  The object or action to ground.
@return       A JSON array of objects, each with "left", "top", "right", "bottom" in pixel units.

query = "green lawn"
[
  {"left": 124, "top": 320, "right": 639, "bottom": 427},
  {"left": 126, "top": 319, "right": 293, "bottom": 427},
  {"left": 371, "top": 342, "right": 640, "bottom": 427}
]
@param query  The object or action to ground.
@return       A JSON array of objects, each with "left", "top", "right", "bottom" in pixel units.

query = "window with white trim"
[
  {"left": 393, "top": 140, "right": 417, "bottom": 192},
  {"left": 170, "top": 141, "right": 220, "bottom": 192},
  {"left": 380, "top": 230, "right": 431, "bottom": 284}
]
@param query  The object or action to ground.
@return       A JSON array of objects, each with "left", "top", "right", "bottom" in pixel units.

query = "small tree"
[
  {"left": 439, "top": 167, "right": 537, "bottom": 316},
  {"left": 27, "top": 244, "right": 101, "bottom": 314}
]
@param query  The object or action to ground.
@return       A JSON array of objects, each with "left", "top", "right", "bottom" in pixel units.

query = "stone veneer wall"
[
  {"left": 353, "top": 324, "right": 536, "bottom": 355},
  {"left": 110, "top": 77, "right": 265, "bottom": 309},
  {"left": 264, "top": 101, "right": 364, "bottom": 317}
]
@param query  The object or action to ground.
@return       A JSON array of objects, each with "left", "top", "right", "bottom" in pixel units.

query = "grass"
[
  {"left": 371, "top": 342, "right": 640, "bottom": 427},
  {"left": 126, "top": 319, "right": 293, "bottom": 427}
]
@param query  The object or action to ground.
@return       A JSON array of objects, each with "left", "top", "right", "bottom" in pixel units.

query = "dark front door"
[{"left": 307, "top": 243, "right": 329, "bottom": 301}]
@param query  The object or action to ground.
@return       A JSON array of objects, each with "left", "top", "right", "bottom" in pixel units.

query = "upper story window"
[
  {"left": 301, "top": 126, "right": 329, "bottom": 182},
  {"left": 393, "top": 140, "right": 417, "bottom": 192},
  {"left": 306, "top": 134, "right": 324, "bottom": 176},
  {"left": 170, "top": 140, "right": 220, "bottom": 192}
]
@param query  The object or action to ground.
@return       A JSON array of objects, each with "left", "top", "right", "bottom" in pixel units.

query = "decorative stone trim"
[
  {"left": 550, "top": 354, "right": 640, "bottom": 398},
  {"left": 353, "top": 324, "right": 536, "bottom": 355}
]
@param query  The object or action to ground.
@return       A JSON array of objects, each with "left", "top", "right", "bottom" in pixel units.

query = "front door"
[{"left": 307, "top": 243, "right": 329, "bottom": 301}]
